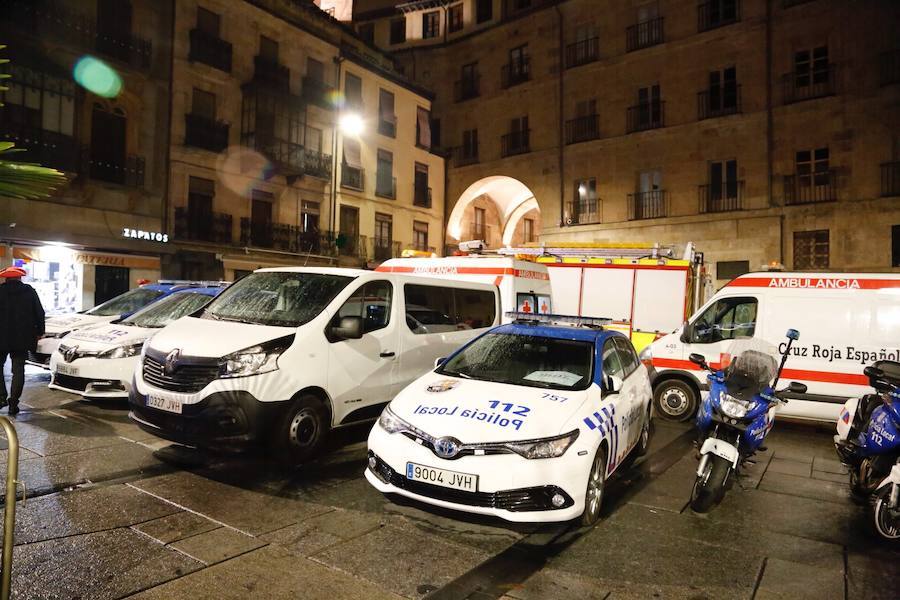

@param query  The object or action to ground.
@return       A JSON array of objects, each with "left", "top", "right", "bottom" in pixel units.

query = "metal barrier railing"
[{"left": 1, "top": 417, "right": 23, "bottom": 600}]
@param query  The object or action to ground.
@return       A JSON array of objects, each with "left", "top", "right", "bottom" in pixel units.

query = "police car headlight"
[
  {"left": 218, "top": 334, "right": 295, "bottom": 379},
  {"left": 504, "top": 429, "right": 580, "bottom": 459},
  {"left": 43, "top": 330, "right": 70, "bottom": 339},
  {"left": 378, "top": 405, "right": 410, "bottom": 434},
  {"left": 720, "top": 394, "right": 753, "bottom": 419},
  {"left": 99, "top": 342, "right": 144, "bottom": 359}
]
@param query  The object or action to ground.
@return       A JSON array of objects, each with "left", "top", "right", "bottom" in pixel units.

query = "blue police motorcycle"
[
  {"left": 834, "top": 360, "right": 900, "bottom": 541},
  {"left": 688, "top": 330, "right": 806, "bottom": 512}
]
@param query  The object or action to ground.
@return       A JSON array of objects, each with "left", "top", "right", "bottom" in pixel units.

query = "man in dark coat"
[{"left": 0, "top": 266, "right": 45, "bottom": 415}]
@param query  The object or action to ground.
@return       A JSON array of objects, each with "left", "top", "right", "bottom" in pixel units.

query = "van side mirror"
[
  {"left": 689, "top": 353, "right": 708, "bottom": 370},
  {"left": 434, "top": 357, "right": 446, "bottom": 369},
  {"left": 786, "top": 329, "right": 800, "bottom": 341},
  {"left": 331, "top": 316, "right": 363, "bottom": 341},
  {"left": 605, "top": 375, "right": 623, "bottom": 394},
  {"left": 787, "top": 381, "right": 807, "bottom": 394},
  {"left": 679, "top": 321, "right": 692, "bottom": 343},
  {"left": 864, "top": 365, "right": 882, "bottom": 380}
]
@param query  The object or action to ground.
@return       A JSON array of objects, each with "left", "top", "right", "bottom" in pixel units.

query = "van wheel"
[
  {"left": 653, "top": 380, "right": 698, "bottom": 422},
  {"left": 273, "top": 394, "right": 328, "bottom": 464}
]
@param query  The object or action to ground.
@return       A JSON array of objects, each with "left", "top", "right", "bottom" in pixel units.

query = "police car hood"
[
  {"left": 146, "top": 316, "right": 294, "bottom": 358},
  {"left": 45, "top": 313, "right": 115, "bottom": 334},
  {"left": 63, "top": 322, "right": 154, "bottom": 351},
  {"left": 390, "top": 371, "right": 590, "bottom": 443}
]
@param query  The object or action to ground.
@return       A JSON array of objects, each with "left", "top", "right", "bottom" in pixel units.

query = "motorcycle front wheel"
[
  {"left": 690, "top": 454, "right": 731, "bottom": 513},
  {"left": 872, "top": 487, "right": 900, "bottom": 542}
]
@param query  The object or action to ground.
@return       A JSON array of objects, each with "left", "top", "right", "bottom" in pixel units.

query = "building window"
[
  {"left": 190, "top": 7, "right": 231, "bottom": 72},
  {"left": 700, "top": 67, "right": 739, "bottom": 119},
  {"left": 376, "top": 149, "right": 395, "bottom": 199},
  {"left": 449, "top": 4, "right": 464, "bottom": 33},
  {"left": 414, "top": 162, "right": 431, "bottom": 207},
  {"left": 413, "top": 221, "right": 429, "bottom": 251},
  {"left": 795, "top": 46, "right": 829, "bottom": 88},
  {"left": 503, "top": 45, "right": 530, "bottom": 87},
  {"left": 358, "top": 23, "right": 375, "bottom": 44},
  {"left": 339, "top": 205, "right": 360, "bottom": 256},
  {"left": 192, "top": 88, "right": 216, "bottom": 120},
  {"left": 250, "top": 190, "right": 274, "bottom": 248},
  {"left": 345, "top": 73, "right": 363, "bottom": 109},
  {"left": 473, "top": 207, "right": 486, "bottom": 239},
  {"left": 431, "top": 118, "right": 441, "bottom": 148},
  {"left": 630, "top": 170, "right": 666, "bottom": 220},
  {"left": 197, "top": 7, "right": 220, "bottom": 36},
  {"left": 457, "top": 62, "right": 479, "bottom": 101},
  {"left": 716, "top": 260, "right": 749, "bottom": 281},
  {"left": 570, "top": 178, "right": 598, "bottom": 224},
  {"left": 423, "top": 11, "right": 440, "bottom": 39},
  {"left": 461, "top": 129, "right": 478, "bottom": 162},
  {"left": 629, "top": 84, "right": 663, "bottom": 132},
  {"left": 793, "top": 230, "right": 829, "bottom": 269},
  {"left": 341, "top": 138, "right": 364, "bottom": 190},
  {"left": 416, "top": 107, "right": 432, "bottom": 149},
  {"left": 374, "top": 213, "right": 394, "bottom": 260},
  {"left": 893, "top": 225, "right": 900, "bottom": 267},
  {"left": 502, "top": 116, "right": 530, "bottom": 157},
  {"left": 96, "top": 0, "right": 134, "bottom": 63},
  {"left": 698, "top": 0, "right": 740, "bottom": 32},
  {"left": 523, "top": 218, "right": 535, "bottom": 243},
  {"left": 390, "top": 17, "right": 406, "bottom": 45},
  {"left": 301, "top": 201, "right": 320, "bottom": 236},
  {"left": 378, "top": 89, "right": 396, "bottom": 137},
  {"left": 703, "top": 159, "right": 740, "bottom": 212},
  {"left": 89, "top": 103, "right": 128, "bottom": 184},
  {"left": 476, "top": 0, "right": 493, "bottom": 23},
  {"left": 259, "top": 35, "right": 278, "bottom": 61},
  {"left": 186, "top": 176, "right": 215, "bottom": 242},
  {"left": 796, "top": 148, "right": 830, "bottom": 187}
]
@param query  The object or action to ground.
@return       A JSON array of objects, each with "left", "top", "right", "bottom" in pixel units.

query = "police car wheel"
[
  {"left": 635, "top": 408, "right": 652, "bottom": 457},
  {"left": 274, "top": 394, "right": 327, "bottom": 464},
  {"left": 579, "top": 446, "right": 607, "bottom": 527},
  {"left": 653, "top": 380, "right": 698, "bottom": 422}
]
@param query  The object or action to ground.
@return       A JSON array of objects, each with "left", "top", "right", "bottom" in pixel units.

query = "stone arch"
[{"left": 446, "top": 176, "right": 542, "bottom": 250}]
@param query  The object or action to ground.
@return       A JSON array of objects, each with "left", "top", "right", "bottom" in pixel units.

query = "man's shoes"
[{"left": 7, "top": 403, "right": 19, "bottom": 416}]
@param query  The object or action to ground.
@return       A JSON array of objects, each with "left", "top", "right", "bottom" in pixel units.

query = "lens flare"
[
  {"left": 73, "top": 56, "right": 122, "bottom": 98},
  {"left": 216, "top": 146, "right": 273, "bottom": 197}
]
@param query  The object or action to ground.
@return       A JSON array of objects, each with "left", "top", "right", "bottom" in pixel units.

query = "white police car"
[{"left": 365, "top": 313, "right": 653, "bottom": 524}]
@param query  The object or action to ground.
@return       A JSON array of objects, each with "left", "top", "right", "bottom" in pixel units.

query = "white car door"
[
  {"left": 327, "top": 279, "right": 399, "bottom": 419},
  {"left": 613, "top": 336, "right": 647, "bottom": 451}
]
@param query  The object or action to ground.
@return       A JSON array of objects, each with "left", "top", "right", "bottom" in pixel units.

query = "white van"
[
  {"left": 128, "top": 267, "right": 500, "bottom": 461},
  {"left": 643, "top": 272, "right": 900, "bottom": 422},
  {"left": 375, "top": 256, "right": 552, "bottom": 320}
]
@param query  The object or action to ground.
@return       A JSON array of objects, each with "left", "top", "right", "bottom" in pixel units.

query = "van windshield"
[
  {"left": 201, "top": 272, "right": 353, "bottom": 328},
  {"left": 86, "top": 287, "right": 165, "bottom": 317}
]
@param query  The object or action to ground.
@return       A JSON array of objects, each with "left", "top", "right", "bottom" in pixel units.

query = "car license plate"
[
  {"left": 406, "top": 462, "right": 478, "bottom": 492},
  {"left": 56, "top": 364, "right": 78, "bottom": 377},
  {"left": 147, "top": 394, "right": 183, "bottom": 414}
]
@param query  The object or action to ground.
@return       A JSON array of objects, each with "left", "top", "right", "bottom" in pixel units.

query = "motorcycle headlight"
[
  {"left": 719, "top": 394, "right": 754, "bottom": 419},
  {"left": 218, "top": 334, "right": 295, "bottom": 379},
  {"left": 99, "top": 342, "right": 144, "bottom": 359},
  {"left": 503, "top": 429, "right": 580, "bottom": 459}
]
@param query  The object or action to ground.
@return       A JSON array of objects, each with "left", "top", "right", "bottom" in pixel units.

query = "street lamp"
[{"left": 329, "top": 110, "right": 364, "bottom": 247}]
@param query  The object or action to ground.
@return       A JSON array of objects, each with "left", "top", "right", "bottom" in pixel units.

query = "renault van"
[
  {"left": 643, "top": 272, "right": 900, "bottom": 422},
  {"left": 128, "top": 267, "right": 500, "bottom": 461}
]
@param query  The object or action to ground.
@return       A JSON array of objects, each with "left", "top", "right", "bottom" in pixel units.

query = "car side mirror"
[
  {"left": 434, "top": 357, "right": 446, "bottom": 369},
  {"left": 689, "top": 353, "right": 708, "bottom": 369},
  {"left": 606, "top": 375, "right": 623, "bottom": 394},
  {"left": 331, "top": 316, "right": 363, "bottom": 340},
  {"left": 787, "top": 381, "right": 807, "bottom": 394},
  {"left": 786, "top": 328, "right": 800, "bottom": 341}
]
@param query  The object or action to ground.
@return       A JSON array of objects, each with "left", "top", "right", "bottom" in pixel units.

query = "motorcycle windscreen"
[{"left": 721, "top": 337, "right": 779, "bottom": 401}]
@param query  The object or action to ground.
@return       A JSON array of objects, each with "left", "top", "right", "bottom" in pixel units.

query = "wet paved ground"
[{"left": 1, "top": 367, "right": 897, "bottom": 599}]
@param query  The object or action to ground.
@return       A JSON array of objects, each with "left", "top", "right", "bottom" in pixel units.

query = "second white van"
[{"left": 128, "top": 267, "right": 500, "bottom": 461}]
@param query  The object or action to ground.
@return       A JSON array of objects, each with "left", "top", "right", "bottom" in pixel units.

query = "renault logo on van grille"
[
  {"left": 164, "top": 349, "right": 181, "bottom": 376},
  {"left": 433, "top": 436, "right": 462, "bottom": 459}
]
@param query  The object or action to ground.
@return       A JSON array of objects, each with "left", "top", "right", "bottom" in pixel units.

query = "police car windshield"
[
  {"left": 439, "top": 333, "right": 594, "bottom": 391},
  {"left": 122, "top": 292, "right": 214, "bottom": 328},
  {"left": 86, "top": 288, "right": 165, "bottom": 316},
  {"left": 201, "top": 272, "right": 353, "bottom": 328}
]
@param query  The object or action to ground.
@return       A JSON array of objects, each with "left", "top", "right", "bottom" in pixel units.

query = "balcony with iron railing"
[
  {"left": 454, "top": 76, "right": 480, "bottom": 102},
  {"left": 188, "top": 28, "right": 232, "bottom": 72},
  {"left": 626, "top": 17, "right": 664, "bottom": 52},
  {"left": 564, "top": 201, "right": 601, "bottom": 225},
  {"left": 174, "top": 207, "right": 233, "bottom": 245},
  {"left": 2, "top": 1, "right": 153, "bottom": 70},
  {"left": 372, "top": 238, "right": 401, "bottom": 262},
  {"left": 414, "top": 185, "right": 433, "bottom": 208},
  {"left": 239, "top": 219, "right": 343, "bottom": 255},
  {"left": 501, "top": 130, "right": 531, "bottom": 157},
  {"left": 375, "top": 174, "right": 397, "bottom": 199},
  {"left": 455, "top": 144, "right": 479, "bottom": 167},
  {"left": 184, "top": 114, "right": 230, "bottom": 153},
  {"left": 782, "top": 65, "right": 836, "bottom": 104},
  {"left": 341, "top": 166, "right": 364, "bottom": 191},
  {"left": 881, "top": 162, "right": 900, "bottom": 197},
  {"left": 469, "top": 222, "right": 490, "bottom": 240},
  {"left": 565, "top": 114, "right": 600, "bottom": 145},
  {"left": 303, "top": 76, "right": 336, "bottom": 110},
  {"left": 627, "top": 190, "right": 669, "bottom": 220},
  {"left": 881, "top": 50, "right": 900, "bottom": 86},
  {"left": 626, "top": 102, "right": 665, "bottom": 133},
  {"left": 783, "top": 170, "right": 838, "bottom": 205},
  {"left": 566, "top": 37, "right": 599, "bottom": 68},
  {"left": 302, "top": 148, "right": 332, "bottom": 180},
  {"left": 697, "top": 85, "right": 741, "bottom": 120},
  {"left": 1, "top": 124, "right": 79, "bottom": 173},
  {"left": 252, "top": 56, "right": 290, "bottom": 92},
  {"left": 241, "top": 133, "right": 304, "bottom": 176},
  {"left": 698, "top": 0, "right": 741, "bottom": 32},
  {"left": 501, "top": 57, "right": 531, "bottom": 89},
  {"left": 83, "top": 148, "right": 145, "bottom": 188},
  {"left": 699, "top": 181, "right": 744, "bottom": 213}
]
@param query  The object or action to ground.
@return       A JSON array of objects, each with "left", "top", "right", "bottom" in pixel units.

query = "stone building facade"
[{"left": 354, "top": 0, "right": 900, "bottom": 284}]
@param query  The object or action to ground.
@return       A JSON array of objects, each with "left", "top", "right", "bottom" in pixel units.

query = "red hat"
[{"left": 0, "top": 267, "right": 27, "bottom": 278}]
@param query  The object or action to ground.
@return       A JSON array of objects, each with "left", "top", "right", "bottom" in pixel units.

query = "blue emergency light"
[{"left": 504, "top": 311, "right": 613, "bottom": 328}]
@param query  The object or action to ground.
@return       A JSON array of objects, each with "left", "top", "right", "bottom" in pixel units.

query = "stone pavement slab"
[
  {"left": 846, "top": 547, "right": 900, "bottom": 600},
  {"left": 5, "top": 411, "right": 128, "bottom": 456},
  {"left": 312, "top": 523, "right": 490, "bottom": 599},
  {"left": 765, "top": 457, "right": 813, "bottom": 477},
  {"left": 170, "top": 526, "right": 267, "bottom": 565},
  {"left": 9, "top": 528, "right": 201, "bottom": 600},
  {"left": 130, "top": 544, "right": 402, "bottom": 600},
  {"left": 758, "top": 470, "right": 852, "bottom": 504},
  {"left": 754, "top": 557, "right": 844, "bottom": 600},
  {"left": 133, "top": 510, "right": 221, "bottom": 544},
  {"left": 502, "top": 568, "right": 611, "bottom": 600}
]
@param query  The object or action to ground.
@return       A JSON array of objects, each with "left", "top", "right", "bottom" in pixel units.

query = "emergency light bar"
[
  {"left": 505, "top": 312, "right": 613, "bottom": 328},
  {"left": 156, "top": 280, "right": 231, "bottom": 287}
]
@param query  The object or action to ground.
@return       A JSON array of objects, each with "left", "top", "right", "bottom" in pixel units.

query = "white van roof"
[
  {"left": 726, "top": 272, "right": 900, "bottom": 291},
  {"left": 255, "top": 266, "right": 370, "bottom": 277},
  {"left": 376, "top": 256, "right": 549, "bottom": 279}
]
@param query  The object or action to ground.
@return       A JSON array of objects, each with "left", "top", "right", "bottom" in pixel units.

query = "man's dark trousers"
[{"left": 0, "top": 351, "right": 27, "bottom": 407}]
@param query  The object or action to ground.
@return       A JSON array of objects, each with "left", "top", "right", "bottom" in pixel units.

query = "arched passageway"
[{"left": 446, "top": 176, "right": 541, "bottom": 251}]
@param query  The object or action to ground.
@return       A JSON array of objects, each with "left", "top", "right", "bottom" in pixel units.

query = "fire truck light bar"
[{"left": 505, "top": 312, "right": 613, "bottom": 327}]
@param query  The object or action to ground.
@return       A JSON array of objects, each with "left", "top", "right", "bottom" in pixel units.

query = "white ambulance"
[
  {"left": 643, "top": 272, "right": 900, "bottom": 422},
  {"left": 375, "top": 255, "right": 553, "bottom": 320}
]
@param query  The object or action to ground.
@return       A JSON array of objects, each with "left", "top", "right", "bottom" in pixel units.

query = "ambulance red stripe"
[
  {"left": 727, "top": 277, "right": 900, "bottom": 290},
  {"left": 651, "top": 358, "right": 868, "bottom": 386}
]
